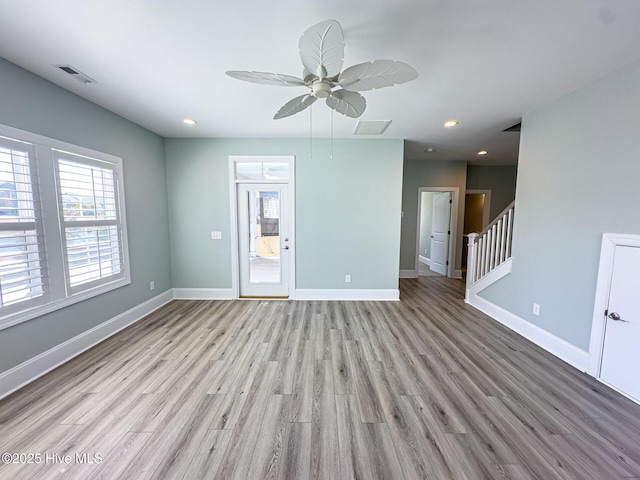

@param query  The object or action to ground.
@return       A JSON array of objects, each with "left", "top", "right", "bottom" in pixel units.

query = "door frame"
[
  {"left": 588, "top": 233, "right": 640, "bottom": 386},
  {"left": 414, "top": 187, "right": 459, "bottom": 278},
  {"left": 229, "top": 155, "right": 296, "bottom": 299}
]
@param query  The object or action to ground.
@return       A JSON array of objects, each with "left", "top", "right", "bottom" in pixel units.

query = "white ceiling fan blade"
[
  {"left": 338, "top": 60, "right": 418, "bottom": 92},
  {"left": 274, "top": 94, "right": 317, "bottom": 119},
  {"left": 226, "top": 71, "right": 305, "bottom": 87},
  {"left": 299, "top": 20, "right": 344, "bottom": 80},
  {"left": 326, "top": 90, "right": 366, "bottom": 118}
]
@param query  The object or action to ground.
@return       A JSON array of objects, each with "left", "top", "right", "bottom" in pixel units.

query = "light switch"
[{"left": 211, "top": 231, "right": 222, "bottom": 240}]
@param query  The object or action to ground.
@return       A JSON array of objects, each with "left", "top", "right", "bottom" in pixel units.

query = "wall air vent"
[
  {"left": 354, "top": 120, "right": 392, "bottom": 135},
  {"left": 55, "top": 65, "right": 97, "bottom": 84}
]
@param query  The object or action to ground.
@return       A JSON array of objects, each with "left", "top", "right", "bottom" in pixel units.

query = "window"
[
  {"left": 0, "top": 138, "right": 46, "bottom": 314},
  {"left": 235, "top": 162, "right": 289, "bottom": 181},
  {"left": 56, "top": 152, "right": 125, "bottom": 292},
  {"left": 0, "top": 125, "right": 130, "bottom": 329}
]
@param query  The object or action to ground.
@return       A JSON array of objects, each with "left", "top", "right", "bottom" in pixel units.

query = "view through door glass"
[{"left": 247, "top": 190, "right": 280, "bottom": 284}]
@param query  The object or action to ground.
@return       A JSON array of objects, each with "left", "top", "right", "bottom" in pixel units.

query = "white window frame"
[{"left": 0, "top": 123, "right": 130, "bottom": 331}]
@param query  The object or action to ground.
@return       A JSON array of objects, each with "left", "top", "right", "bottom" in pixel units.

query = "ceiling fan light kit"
[{"left": 226, "top": 19, "right": 418, "bottom": 120}]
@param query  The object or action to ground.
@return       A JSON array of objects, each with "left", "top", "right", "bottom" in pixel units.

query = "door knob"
[
  {"left": 608, "top": 312, "right": 628, "bottom": 322},
  {"left": 283, "top": 245, "right": 289, "bottom": 250}
]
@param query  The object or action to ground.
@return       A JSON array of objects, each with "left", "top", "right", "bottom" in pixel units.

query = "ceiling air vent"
[
  {"left": 55, "top": 65, "right": 97, "bottom": 84},
  {"left": 354, "top": 120, "right": 392, "bottom": 135}
]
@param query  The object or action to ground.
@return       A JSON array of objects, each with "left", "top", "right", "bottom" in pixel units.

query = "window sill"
[{"left": 0, "top": 276, "right": 131, "bottom": 331}]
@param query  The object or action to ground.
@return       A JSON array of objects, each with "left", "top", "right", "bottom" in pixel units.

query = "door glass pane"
[{"left": 248, "top": 190, "right": 280, "bottom": 284}]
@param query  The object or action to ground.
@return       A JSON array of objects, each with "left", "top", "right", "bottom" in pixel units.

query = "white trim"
[
  {"left": 172, "top": 288, "right": 235, "bottom": 300},
  {"left": 588, "top": 233, "right": 640, "bottom": 376},
  {"left": 399, "top": 269, "right": 417, "bottom": 278},
  {"left": 414, "top": 187, "right": 459, "bottom": 278},
  {"left": 453, "top": 269, "right": 463, "bottom": 279},
  {"left": 294, "top": 289, "right": 399, "bottom": 301},
  {"left": 467, "top": 293, "right": 589, "bottom": 372},
  {"left": 466, "top": 258, "right": 512, "bottom": 300},
  {"left": 229, "top": 158, "right": 240, "bottom": 299},
  {"left": 597, "top": 377, "right": 640, "bottom": 407},
  {"left": 0, "top": 290, "right": 173, "bottom": 400},
  {"left": 418, "top": 255, "right": 430, "bottom": 265},
  {"left": 466, "top": 189, "right": 492, "bottom": 229},
  {"left": 0, "top": 278, "right": 131, "bottom": 331}
]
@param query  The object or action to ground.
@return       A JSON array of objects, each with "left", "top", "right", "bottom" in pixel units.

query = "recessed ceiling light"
[
  {"left": 182, "top": 118, "right": 197, "bottom": 125},
  {"left": 478, "top": 150, "right": 488, "bottom": 155},
  {"left": 444, "top": 120, "right": 459, "bottom": 127},
  {"left": 424, "top": 147, "right": 435, "bottom": 153}
]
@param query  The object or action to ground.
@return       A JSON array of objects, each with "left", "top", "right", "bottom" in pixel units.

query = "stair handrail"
[
  {"left": 477, "top": 200, "right": 515, "bottom": 239},
  {"left": 466, "top": 200, "right": 515, "bottom": 288}
]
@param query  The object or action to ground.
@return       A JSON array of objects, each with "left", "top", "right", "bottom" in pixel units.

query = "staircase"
[{"left": 465, "top": 200, "right": 515, "bottom": 302}]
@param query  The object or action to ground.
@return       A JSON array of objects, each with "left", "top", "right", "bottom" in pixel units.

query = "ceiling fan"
[{"left": 226, "top": 19, "right": 418, "bottom": 119}]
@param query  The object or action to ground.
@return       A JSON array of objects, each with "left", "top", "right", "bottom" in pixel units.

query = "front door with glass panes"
[{"left": 237, "top": 183, "right": 289, "bottom": 297}]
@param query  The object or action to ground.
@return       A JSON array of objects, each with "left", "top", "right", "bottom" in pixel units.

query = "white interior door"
[
  {"left": 429, "top": 192, "right": 451, "bottom": 275},
  {"left": 237, "top": 184, "right": 289, "bottom": 297},
  {"left": 600, "top": 245, "right": 640, "bottom": 401}
]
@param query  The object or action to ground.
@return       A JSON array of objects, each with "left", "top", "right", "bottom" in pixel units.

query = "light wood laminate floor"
[{"left": 1, "top": 277, "right": 640, "bottom": 479}]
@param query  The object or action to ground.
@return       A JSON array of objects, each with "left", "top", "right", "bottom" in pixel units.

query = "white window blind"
[
  {"left": 55, "top": 152, "right": 125, "bottom": 292},
  {"left": 0, "top": 137, "right": 46, "bottom": 310}
]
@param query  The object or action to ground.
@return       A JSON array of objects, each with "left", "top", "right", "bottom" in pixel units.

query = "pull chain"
[
  {"left": 309, "top": 104, "right": 313, "bottom": 159},
  {"left": 330, "top": 109, "right": 334, "bottom": 160}
]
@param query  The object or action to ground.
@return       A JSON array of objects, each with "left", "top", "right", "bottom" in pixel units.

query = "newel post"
[{"left": 465, "top": 233, "right": 479, "bottom": 302}]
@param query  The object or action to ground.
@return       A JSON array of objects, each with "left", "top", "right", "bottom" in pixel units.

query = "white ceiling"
[{"left": 1, "top": 0, "right": 640, "bottom": 166}]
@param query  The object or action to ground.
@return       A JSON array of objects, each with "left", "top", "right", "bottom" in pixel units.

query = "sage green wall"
[
  {"left": 466, "top": 165, "right": 517, "bottom": 220},
  {"left": 400, "top": 160, "right": 467, "bottom": 272},
  {"left": 480, "top": 60, "right": 640, "bottom": 351},
  {"left": 0, "top": 58, "right": 172, "bottom": 372},
  {"left": 165, "top": 138, "right": 404, "bottom": 290}
]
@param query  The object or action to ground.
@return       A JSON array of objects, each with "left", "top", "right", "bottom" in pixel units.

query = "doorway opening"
[
  {"left": 462, "top": 189, "right": 491, "bottom": 276},
  {"left": 414, "top": 187, "right": 459, "bottom": 278}
]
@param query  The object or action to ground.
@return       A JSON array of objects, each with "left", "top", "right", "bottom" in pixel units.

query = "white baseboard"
[
  {"left": 0, "top": 290, "right": 174, "bottom": 401},
  {"left": 172, "top": 288, "right": 234, "bottom": 300},
  {"left": 401, "top": 268, "right": 461, "bottom": 279},
  {"left": 294, "top": 289, "right": 399, "bottom": 301},
  {"left": 399, "top": 269, "right": 417, "bottom": 278},
  {"left": 418, "top": 256, "right": 430, "bottom": 265},
  {"left": 467, "top": 293, "right": 589, "bottom": 372}
]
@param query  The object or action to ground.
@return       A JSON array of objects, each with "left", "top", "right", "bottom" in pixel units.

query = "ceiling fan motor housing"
[{"left": 312, "top": 81, "right": 332, "bottom": 98}]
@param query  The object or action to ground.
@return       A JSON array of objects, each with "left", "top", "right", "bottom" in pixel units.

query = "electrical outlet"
[
  {"left": 211, "top": 231, "right": 222, "bottom": 240},
  {"left": 532, "top": 303, "right": 540, "bottom": 316},
  {"left": 345, "top": 274, "right": 351, "bottom": 283},
  {"left": 150, "top": 281, "right": 155, "bottom": 291}
]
